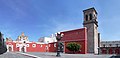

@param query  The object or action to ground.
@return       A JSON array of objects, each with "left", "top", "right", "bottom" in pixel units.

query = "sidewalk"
[
  {"left": 17, "top": 52, "right": 119, "bottom": 58},
  {"left": 25, "top": 52, "right": 113, "bottom": 58},
  {"left": 17, "top": 52, "right": 41, "bottom": 58}
]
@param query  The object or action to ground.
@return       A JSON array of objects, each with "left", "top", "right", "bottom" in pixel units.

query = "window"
[
  {"left": 40, "top": 45, "right": 42, "bottom": 47},
  {"left": 85, "top": 15, "right": 88, "bottom": 21},
  {"left": 89, "top": 13, "right": 92, "bottom": 20},
  {"left": 32, "top": 44, "right": 36, "bottom": 48},
  {"left": 47, "top": 41, "right": 49, "bottom": 43},
  {"left": 27, "top": 44, "right": 29, "bottom": 47},
  {"left": 54, "top": 43, "right": 56, "bottom": 47},
  {"left": 46, "top": 46, "right": 48, "bottom": 49},
  {"left": 16, "top": 44, "right": 19, "bottom": 47},
  {"left": 93, "top": 14, "right": 97, "bottom": 19}
]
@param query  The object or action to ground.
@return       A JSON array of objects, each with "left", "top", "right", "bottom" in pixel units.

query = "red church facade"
[
  {"left": 48, "top": 28, "right": 87, "bottom": 54},
  {"left": 61, "top": 28, "right": 87, "bottom": 54},
  {"left": 6, "top": 28, "right": 87, "bottom": 54},
  {"left": 6, "top": 41, "right": 49, "bottom": 52}
]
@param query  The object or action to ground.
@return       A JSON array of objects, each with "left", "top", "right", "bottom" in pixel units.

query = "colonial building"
[
  {"left": 16, "top": 32, "right": 29, "bottom": 42},
  {"left": 99, "top": 41, "right": 120, "bottom": 54},
  {"left": 6, "top": 32, "right": 50, "bottom": 52}
]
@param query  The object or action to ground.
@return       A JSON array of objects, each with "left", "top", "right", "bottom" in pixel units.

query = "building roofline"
[
  {"left": 83, "top": 7, "right": 97, "bottom": 14},
  {"left": 60, "top": 27, "right": 86, "bottom": 33}
]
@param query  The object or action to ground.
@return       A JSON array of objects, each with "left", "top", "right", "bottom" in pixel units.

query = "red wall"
[
  {"left": 101, "top": 47, "right": 120, "bottom": 54},
  {"left": 26, "top": 43, "right": 48, "bottom": 52},
  {"left": 6, "top": 28, "right": 87, "bottom": 54},
  {"left": 6, "top": 42, "right": 16, "bottom": 51},
  {"left": 48, "top": 41, "right": 87, "bottom": 54},
  {"left": 61, "top": 28, "right": 87, "bottom": 42},
  {"left": 60, "top": 28, "right": 87, "bottom": 54},
  {"left": 48, "top": 42, "right": 57, "bottom": 52},
  {"left": 108, "top": 48, "right": 113, "bottom": 54},
  {"left": 115, "top": 48, "right": 120, "bottom": 54},
  {"left": 6, "top": 42, "right": 49, "bottom": 52}
]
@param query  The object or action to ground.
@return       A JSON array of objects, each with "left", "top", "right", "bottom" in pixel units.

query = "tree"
[{"left": 66, "top": 42, "right": 81, "bottom": 54}]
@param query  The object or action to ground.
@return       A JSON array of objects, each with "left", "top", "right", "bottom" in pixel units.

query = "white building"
[{"left": 38, "top": 34, "right": 57, "bottom": 44}]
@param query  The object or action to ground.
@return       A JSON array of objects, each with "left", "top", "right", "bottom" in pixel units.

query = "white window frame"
[
  {"left": 32, "top": 44, "right": 36, "bottom": 48},
  {"left": 27, "top": 44, "right": 29, "bottom": 47},
  {"left": 16, "top": 44, "right": 19, "bottom": 47},
  {"left": 41, "top": 45, "right": 42, "bottom": 47},
  {"left": 54, "top": 43, "right": 56, "bottom": 47}
]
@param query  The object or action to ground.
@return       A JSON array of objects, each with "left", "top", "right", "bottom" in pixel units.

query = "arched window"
[
  {"left": 32, "top": 44, "right": 36, "bottom": 48},
  {"left": 85, "top": 15, "right": 88, "bottom": 21},
  {"left": 89, "top": 13, "right": 92, "bottom": 20},
  {"left": 40, "top": 45, "right": 42, "bottom": 47},
  {"left": 54, "top": 43, "right": 56, "bottom": 47},
  {"left": 27, "top": 44, "right": 29, "bottom": 47}
]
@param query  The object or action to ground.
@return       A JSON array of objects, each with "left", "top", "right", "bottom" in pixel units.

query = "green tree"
[{"left": 66, "top": 42, "right": 81, "bottom": 53}]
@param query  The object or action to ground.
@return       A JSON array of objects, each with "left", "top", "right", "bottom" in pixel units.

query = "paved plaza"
[
  {"left": 0, "top": 52, "right": 120, "bottom": 58},
  {"left": 25, "top": 52, "right": 113, "bottom": 58},
  {"left": 0, "top": 52, "right": 32, "bottom": 58}
]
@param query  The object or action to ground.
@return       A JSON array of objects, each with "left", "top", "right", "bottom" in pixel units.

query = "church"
[
  {"left": 5, "top": 7, "right": 99, "bottom": 54},
  {"left": 5, "top": 7, "right": 120, "bottom": 54},
  {"left": 49, "top": 7, "right": 99, "bottom": 54}
]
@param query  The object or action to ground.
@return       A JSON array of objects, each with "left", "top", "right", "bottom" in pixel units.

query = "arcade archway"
[{"left": 8, "top": 47, "right": 12, "bottom": 52}]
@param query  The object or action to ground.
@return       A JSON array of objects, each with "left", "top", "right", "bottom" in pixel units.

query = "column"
[{"left": 106, "top": 48, "right": 109, "bottom": 54}]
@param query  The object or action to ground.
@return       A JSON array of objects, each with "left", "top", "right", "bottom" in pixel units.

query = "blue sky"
[{"left": 0, "top": 0, "right": 120, "bottom": 41}]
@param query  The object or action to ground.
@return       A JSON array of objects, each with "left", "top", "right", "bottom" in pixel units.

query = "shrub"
[{"left": 66, "top": 42, "right": 81, "bottom": 53}]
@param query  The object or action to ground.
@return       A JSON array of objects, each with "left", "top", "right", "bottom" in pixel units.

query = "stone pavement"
[
  {"left": 17, "top": 52, "right": 41, "bottom": 58},
  {"left": 1, "top": 52, "right": 120, "bottom": 58},
  {"left": 25, "top": 52, "right": 115, "bottom": 58},
  {"left": 0, "top": 52, "right": 32, "bottom": 58}
]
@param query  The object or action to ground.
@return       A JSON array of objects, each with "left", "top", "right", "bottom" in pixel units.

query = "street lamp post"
[{"left": 55, "top": 32, "right": 64, "bottom": 57}]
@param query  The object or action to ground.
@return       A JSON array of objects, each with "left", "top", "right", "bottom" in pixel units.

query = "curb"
[{"left": 17, "top": 52, "right": 41, "bottom": 58}]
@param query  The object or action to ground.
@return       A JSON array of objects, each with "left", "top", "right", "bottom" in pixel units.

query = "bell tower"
[{"left": 83, "top": 7, "right": 98, "bottom": 54}]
